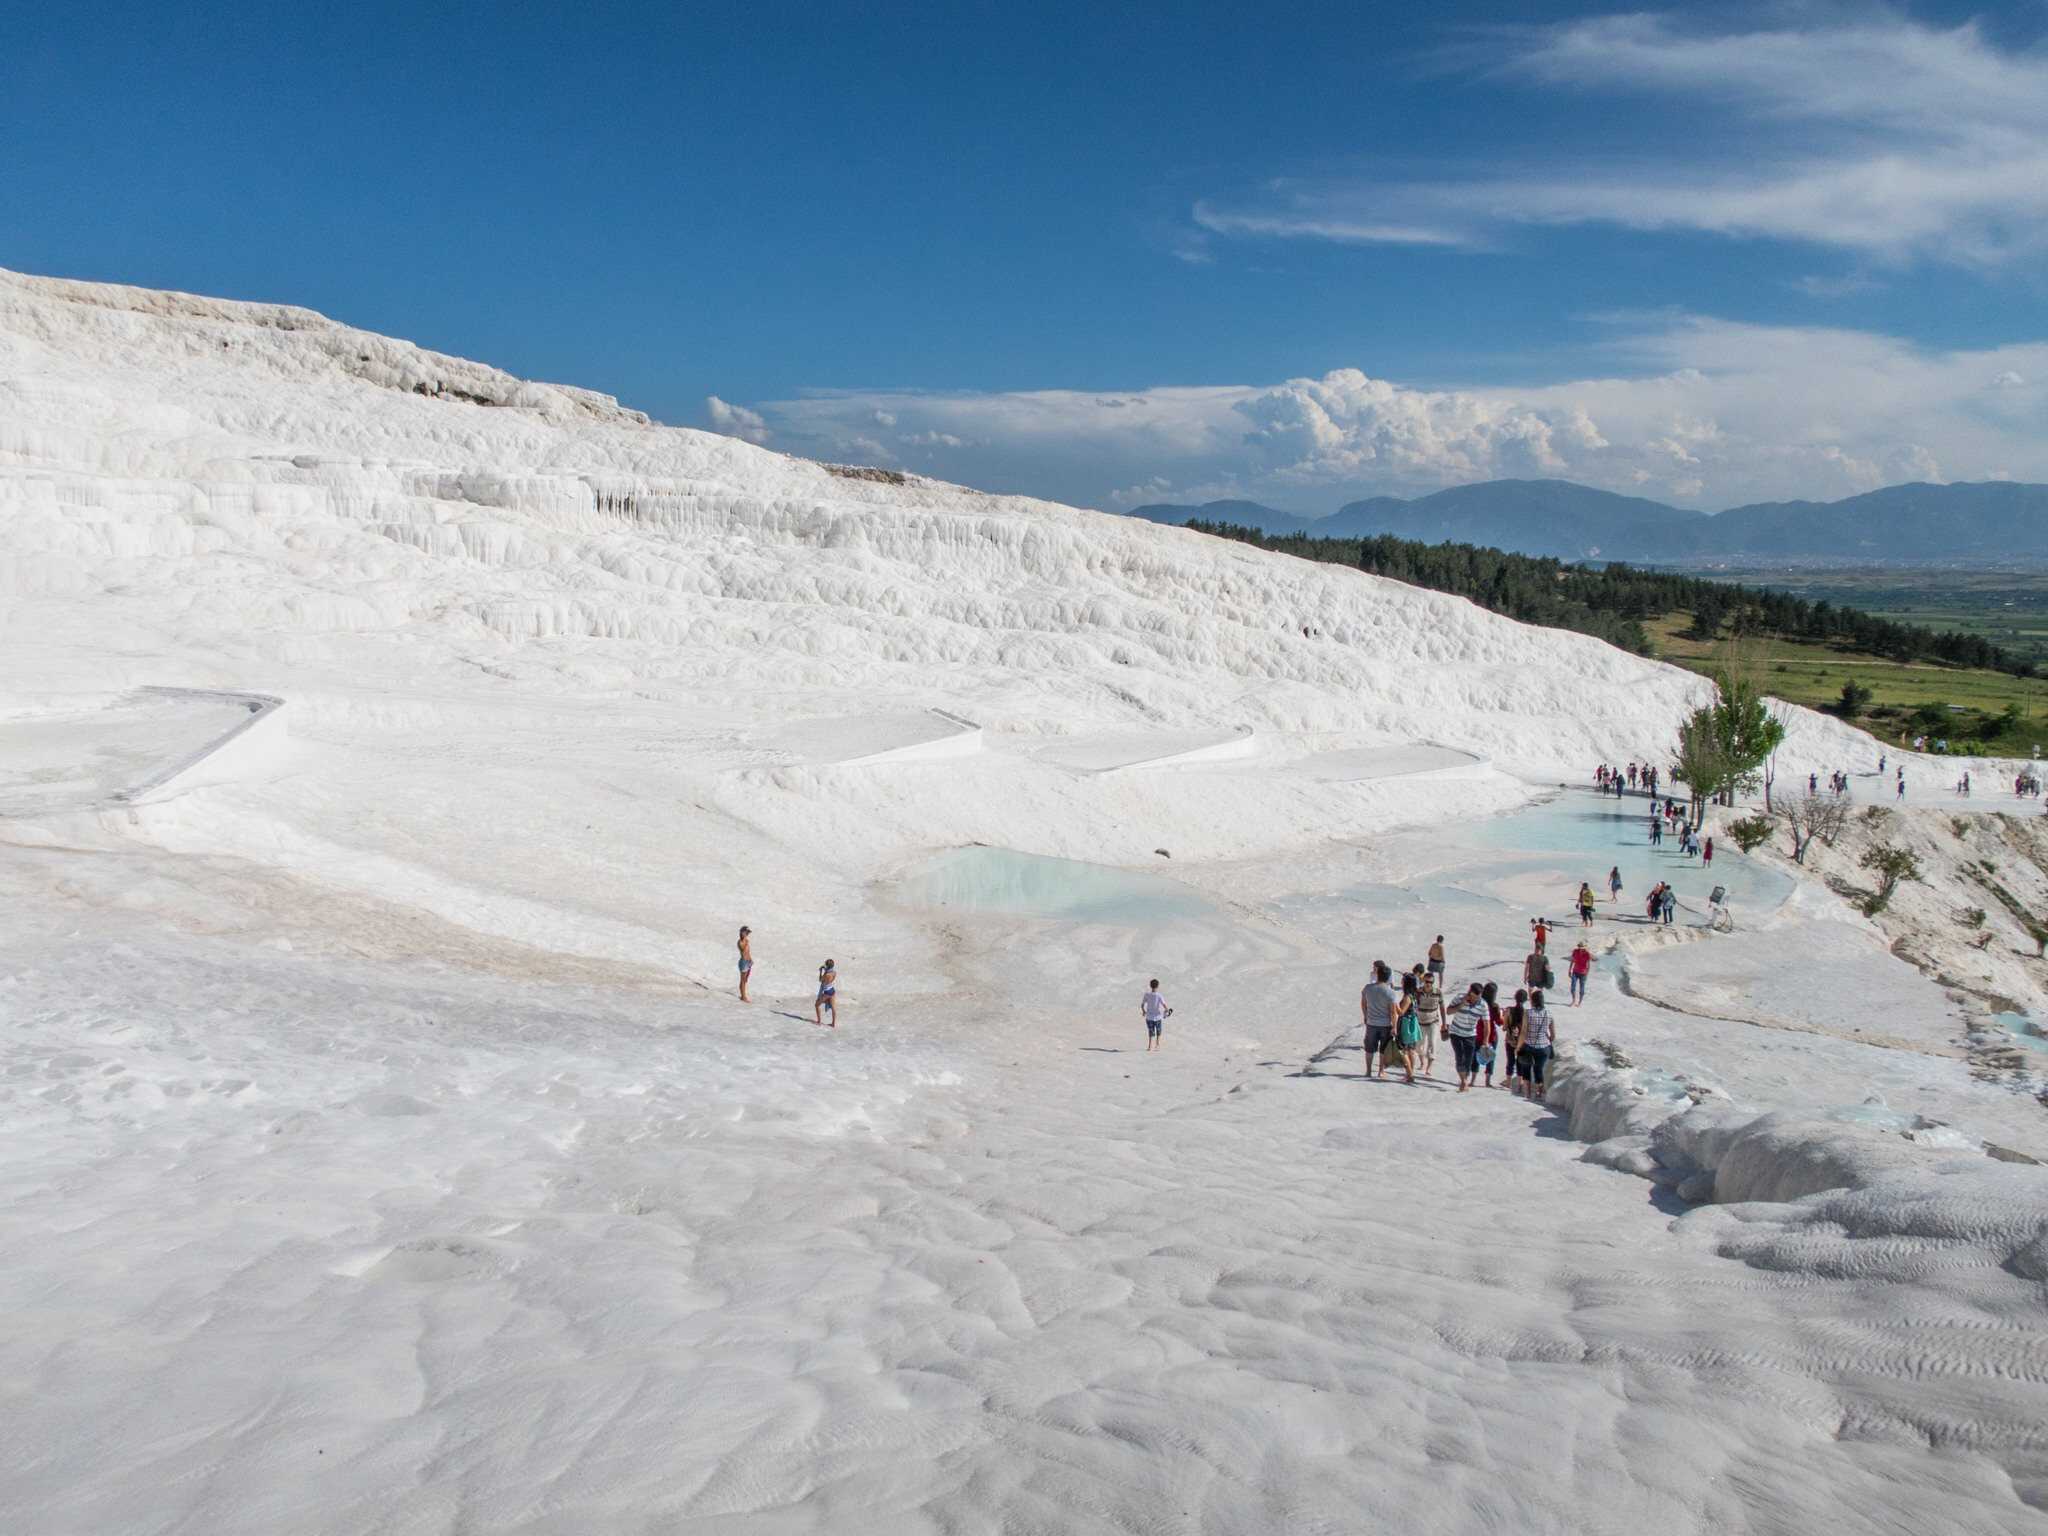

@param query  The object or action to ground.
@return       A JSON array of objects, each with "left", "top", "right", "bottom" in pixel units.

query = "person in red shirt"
[{"left": 1568, "top": 940, "right": 1593, "bottom": 1006}]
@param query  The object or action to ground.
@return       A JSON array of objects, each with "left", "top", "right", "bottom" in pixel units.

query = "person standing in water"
[
  {"left": 1361, "top": 962, "right": 1397, "bottom": 1077},
  {"left": 815, "top": 958, "right": 838, "bottom": 1027},
  {"left": 737, "top": 926, "right": 754, "bottom": 1002},
  {"left": 1141, "top": 979, "right": 1171, "bottom": 1051},
  {"left": 1608, "top": 865, "right": 1623, "bottom": 903},
  {"left": 1568, "top": 938, "right": 1592, "bottom": 1006},
  {"left": 1577, "top": 882, "right": 1596, "bottom": 927}
]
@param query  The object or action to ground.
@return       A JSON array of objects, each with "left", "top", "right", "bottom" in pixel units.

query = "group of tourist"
[
  {"left": 1355, "top": 930, "right": 1576, "bottom": 1097},
  {"left": 1594, "top": 761, "right": 1661, "bottom": 798},
  {"left": 735, "top": 927, "right": 840, "bottom": 1026},
  {"left": 1643, "top": 880, "right": 1679, "bottom": 925}
]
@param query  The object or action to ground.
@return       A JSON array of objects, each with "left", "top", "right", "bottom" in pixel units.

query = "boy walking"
[{"left": 1141, "top": 979, "right": 1172, "bottom": 1051}]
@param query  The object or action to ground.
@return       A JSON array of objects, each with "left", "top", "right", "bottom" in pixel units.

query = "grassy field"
[
  {"left": 1690, "top": 567, "right": 2048, "bottom": 668},
  {"left": 1646, "top": 613, "right": 2048, "bottom": 757}
]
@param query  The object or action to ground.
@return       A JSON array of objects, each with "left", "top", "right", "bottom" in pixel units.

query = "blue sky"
[{"left": 5, "top": 1, "right": 2047, "bottom": 512}]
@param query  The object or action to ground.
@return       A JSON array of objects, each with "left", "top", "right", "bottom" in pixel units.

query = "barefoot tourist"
[
  {"left": 815, "top": 958, "right": 838, "bottom": 1027},
  {"left": 1568, "top": 938, "right": 1592, "bottom": 1005},
  {"left": 1447, "top": 982, "right": 1487, "bottom": 1092},
  {"left": 1361, "top": 962, "right": 1398, "bottom": 1076},
  {"left": 737, "top": 926, "right": 754, "bottom": 1001},
  {"left": 1519, "top": 988, "right": 1557, "bottom": 1101},
  {"left": 1141, "top": 978, "right": 1171, "bottom": 1051},
  {"left": 1415, "top": 972, "right": 1444, "bottom": 1077}
]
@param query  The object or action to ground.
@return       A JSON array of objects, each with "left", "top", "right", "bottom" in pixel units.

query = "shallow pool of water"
[
  {"left": 891, "top": 846, "right": 1213, "bottom": 921},
  {"left": 1995, "top": 1011, "right": 2048, "bottom": 1053},
  {"left": 1452, "top": 792, "right": 1795, "bottom": 916}
]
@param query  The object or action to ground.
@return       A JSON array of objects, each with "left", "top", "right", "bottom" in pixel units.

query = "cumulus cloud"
[
  {"left": 704, "top": 395, "right": 771, "bottom": 445},
  {"left": 714, "top": 316, "right": 2048, "bottom": 512},
  {"left": 1197, "top": 15, "right": 2048, "bottom": 266}
]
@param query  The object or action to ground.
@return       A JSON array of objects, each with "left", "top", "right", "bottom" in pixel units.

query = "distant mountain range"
[{"left": 1122, "top": 480, "right": 2048, "bottom": 564}]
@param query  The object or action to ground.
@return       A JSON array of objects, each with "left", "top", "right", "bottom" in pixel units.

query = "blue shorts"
[
  {"left": 738, "top": 958, "right": 752, "bottom": 974},
  {"left": 1146, "top": 1019, "right": 1162, "bottom": 1036}
]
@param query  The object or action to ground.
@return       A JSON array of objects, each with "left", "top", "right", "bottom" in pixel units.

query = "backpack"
[{"left": 1538, "top": 957, "right": 1556, "bottom": 990}]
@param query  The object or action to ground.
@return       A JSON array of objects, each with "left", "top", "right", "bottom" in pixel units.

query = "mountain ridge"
[{"left": 1123, "top": 478, "right": 2048, "bottom": 563}]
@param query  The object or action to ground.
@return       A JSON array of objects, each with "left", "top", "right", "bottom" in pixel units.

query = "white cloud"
[
  {"left": 1107, "top": 476, "right": 1174, "bottom": 508},
  {"left": 1192, "top": 201, "right": 1472, "bottom": 250},
  {"left": 1198, "top": 15, "right": 2048, "bottom": 265},
  {"left": 704, "top": 395, "right": 771, "bottom": 445},
  {"left": 717, "top": 316, "right": 2048, "bottom": 511}
]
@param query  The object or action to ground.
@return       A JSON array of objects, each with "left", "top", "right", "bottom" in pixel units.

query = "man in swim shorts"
[
  {"left": 1426, "top": 936, "right": 1446, "bottom": 988},
  {"left": 815, "top": 958, "right": 837, "bottom": 1027},
  {"left": 737, "top": 925, "right": 753, "bottom": 1002}
]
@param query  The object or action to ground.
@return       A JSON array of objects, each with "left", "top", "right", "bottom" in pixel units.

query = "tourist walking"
[
  {"left": 1578, "top": 882, "right": 1596, "bottom": 926},
  {"left": 1360, "top": 962, "right": 1397, "bottom": 1077},
  {"left": 1479, "top": 981, "right": 1503, "bottom": 1088},
  {"left": 1141, "top": 978, "right": 1171, "bottom": 1051},
  {"left": 1390, "top": 972, "right": 1421, "bottom": 1085},
  {"left": 1503, "top": 989, "right": 1528, "bottom": 1095},
  {"left": 1447, "top": 982, "right": 1487, "bottom": 1092},
  {"left": 1608, "top": 865, "right": 1622, "bottom": 903},
  {"left": 1427, "top": 935, "right": 1446, "bottom": 990},
  {"left": 1702, "top": 836, "right": 1713, "bottom": 866},
  {"left": 1415, "top": 973, "right": 1444, "bottom": 1077},
  {"left": 1568, "top": 938, "right": 1592, "bottom": 1005},
  {"left": 1518, "top": 989, "right": 1557, "bottom": 1102},
  {"left": 815, "top": 958, "right": 838, "bottom": 1027}
]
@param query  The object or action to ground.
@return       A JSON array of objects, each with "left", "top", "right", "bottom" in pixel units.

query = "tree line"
[{"left": 1186, "top": 522, "right": 2034, "bottom": 677}]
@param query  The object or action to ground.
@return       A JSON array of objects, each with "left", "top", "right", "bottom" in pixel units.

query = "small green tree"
[
  {"left": 1836, "top": 679, "right": 1872, "bottom": 718},
  {"left": 1859, "top": 844, "right": 1921, "bottom": 915},
  {"left": 1728, "top": 814, "right": 1773, "bottom": 853}
]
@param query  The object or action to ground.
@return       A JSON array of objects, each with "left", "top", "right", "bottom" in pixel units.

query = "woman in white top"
[
  {"left": 1414, "top": 973, "right": 1444, "bottom": 1076},
  {"left": 1517, "top": 988, "right": 1557, "bottom": 1101}
]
